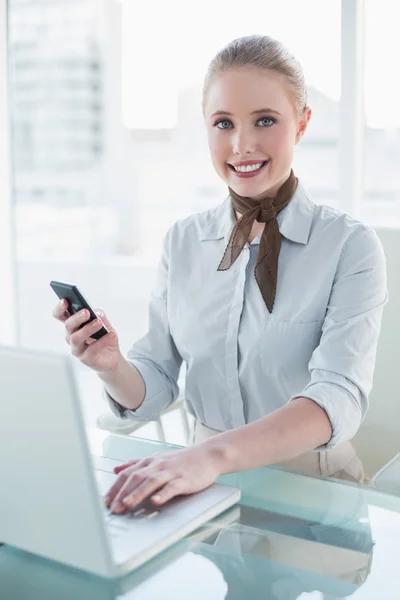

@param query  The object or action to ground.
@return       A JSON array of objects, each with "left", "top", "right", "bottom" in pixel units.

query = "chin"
[{"left": 229, "top": 176, "right": 272, "bottom": 198}]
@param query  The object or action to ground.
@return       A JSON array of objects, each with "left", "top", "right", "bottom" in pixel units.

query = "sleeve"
[
  {"left": 104, "top": 225, "right": 183, "bottom": 421},
  {"left": 290, "top": 226, "right": 388, "bottom": 450}
]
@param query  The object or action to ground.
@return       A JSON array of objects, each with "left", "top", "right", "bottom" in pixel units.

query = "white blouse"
[{"left": 106, "top": 179, "right": 388, "bottom": 450}]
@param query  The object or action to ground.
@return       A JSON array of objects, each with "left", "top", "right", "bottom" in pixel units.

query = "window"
[
  {"left": 8, "top": 0, "right": 342, "bottom": 351},
  {"left": 7, "top": 0, "right": 341, "bottom": 428},
  {"left": 362, "top": 0, "right": 400, "bottom": 227},
  {"left": 5, "top": 0, "right": 400, "bottom": 467}
]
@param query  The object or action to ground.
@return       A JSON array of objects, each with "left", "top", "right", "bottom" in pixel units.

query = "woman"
[{"left": 53, "top": 35, "right": 387, "bottom": 514}]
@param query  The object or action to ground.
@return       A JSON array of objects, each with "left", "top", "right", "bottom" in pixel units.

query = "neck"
[
  {"left": 234, "top": 168, "right": 291, "bottom": 219},
  {"left": 234, "top": 169, "right": 292, "bottom": 220}
]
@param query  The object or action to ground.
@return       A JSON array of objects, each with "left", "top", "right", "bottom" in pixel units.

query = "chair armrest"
[{"left": 370, "top": 453, "right": 400, "bottom": 494}]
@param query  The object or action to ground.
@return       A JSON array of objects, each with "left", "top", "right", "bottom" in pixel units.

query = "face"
[{"left": 204, "top": 67, "right": 311, "bottom": 200}]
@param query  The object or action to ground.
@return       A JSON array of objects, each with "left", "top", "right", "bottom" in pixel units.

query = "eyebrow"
[{"left": 210, "top": 108, "right": 282, "bottom": 117}]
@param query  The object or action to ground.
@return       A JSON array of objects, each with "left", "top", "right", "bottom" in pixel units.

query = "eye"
[
  {"left": 215, "top": 119, "right": 232, "bottom": 129},
  {"left": 256, "top": 117, "right": 276, "bottom": 127}
]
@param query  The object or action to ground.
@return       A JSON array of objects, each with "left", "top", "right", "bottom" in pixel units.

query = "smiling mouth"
[{"left": 228, "top": 160, "right": 269, "bottom": 175}]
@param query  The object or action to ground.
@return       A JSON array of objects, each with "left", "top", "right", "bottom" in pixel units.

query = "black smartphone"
[{"left": 50, "top": 280, "right": 108, "bottom": 340}]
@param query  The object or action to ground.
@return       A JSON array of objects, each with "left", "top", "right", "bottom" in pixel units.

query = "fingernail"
[
  {"left": 104, "top": 495, "right": 110, "bottom": 506},
  {"left": 152, "top": 495, "right": 161, "bottom": 502}
]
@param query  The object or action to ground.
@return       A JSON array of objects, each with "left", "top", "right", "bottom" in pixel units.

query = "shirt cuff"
[
  {"left": 103, "top": 359, "right": 174, "bottom": 422},
  {"left": 290, "top": 381, "right": 363, "bottom": 451}
]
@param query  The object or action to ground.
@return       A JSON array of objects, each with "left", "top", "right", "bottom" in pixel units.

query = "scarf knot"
[{"left": 256, "top": 204, "right": 276, "bottom": 223}]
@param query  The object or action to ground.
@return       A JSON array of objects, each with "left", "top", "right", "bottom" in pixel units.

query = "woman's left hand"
[{"left": 104, "top": 443, "right": 225, "bottom": 513}]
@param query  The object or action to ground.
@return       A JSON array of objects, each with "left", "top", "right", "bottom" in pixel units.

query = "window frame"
[
  {"left": 340, "top": 0, "right": 365, "bottom": 218},
  {"left": 0, "top": 0, "right": 18, "bottom": 345}
]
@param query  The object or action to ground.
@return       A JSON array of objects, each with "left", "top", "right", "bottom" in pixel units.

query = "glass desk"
[{"left": 1, "top": 428, "right": 400, "bottom": 599}]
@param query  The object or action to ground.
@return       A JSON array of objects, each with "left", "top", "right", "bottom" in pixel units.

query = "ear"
[{"left": 295, "top": 107, "right": 312, "bottom": 145}]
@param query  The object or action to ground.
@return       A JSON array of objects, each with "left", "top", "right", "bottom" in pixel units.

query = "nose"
[{"left": 232, "top": 127, "right": 257, "bottom": 155}]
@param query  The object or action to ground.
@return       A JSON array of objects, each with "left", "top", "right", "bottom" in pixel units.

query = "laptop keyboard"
[
  {"left": 103, "top": 503, "right": 161, "bottom": 539},
  {"left": 93, "top": 455, "right": 162, "bottom": 539}
]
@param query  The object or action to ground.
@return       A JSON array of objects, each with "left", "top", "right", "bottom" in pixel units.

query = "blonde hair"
[{"left": 202, "top": 34, "right": 308, "bottom": 116}]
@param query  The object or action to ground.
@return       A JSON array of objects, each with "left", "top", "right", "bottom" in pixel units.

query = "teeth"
[{"left": 233, "top": 162, "right": 264, "bottom": 173}]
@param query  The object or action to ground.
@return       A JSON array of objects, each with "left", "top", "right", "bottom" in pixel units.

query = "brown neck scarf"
[{"left": 217, "top": 169, "right": 298, "bottom": 313}]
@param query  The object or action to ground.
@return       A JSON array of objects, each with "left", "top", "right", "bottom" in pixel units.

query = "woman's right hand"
[{"left": 52, "top": 300, "right": 122, "bottom": 373}]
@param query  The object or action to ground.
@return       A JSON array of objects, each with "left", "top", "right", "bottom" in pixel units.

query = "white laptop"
[{"left": 0, "top": 346, "right": 240, "bottom": 578}]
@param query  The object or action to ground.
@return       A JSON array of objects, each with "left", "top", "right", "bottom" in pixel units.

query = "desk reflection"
[{"left": 0, "top": 491, "right": 373, "bottom": 600}]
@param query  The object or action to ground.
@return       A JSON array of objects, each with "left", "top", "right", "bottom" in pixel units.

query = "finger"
[
  {"left": 64, "top": 309, "right": 91, "bottom": 335},
  {"left": 113, "top": 457, "right": 153, "bottom": 474},
  {"left": 81, "top": 328, "right": 117, "bottom": 358},
  {"left": 113, "top": 459, "right": 140, "bottom": 474},
  {"left": 106, "top": 466, "right": 155, "bottom": 513},
  {"left": 69, "top": 317, "right": 107, "bottom": 356},
  {"left": 104, "top": 469, "right": 136, "bottom": 511},
  {"left": 150, "top": 478, "right": 184, "bottom": 505},
  {"left": 53, "top": 300, "right": 70, "bottom": 322},
  {"left": 79, "top": 312, "right": 119, "bottom": 350},
  {"left": 93, "top": 309, "right": 115, "bottom": 333},
  {"left": 121, "top": 471, "right": 172, "bottom": 509},
  {"left": 110, "top": 471, "right": 149, "bottom": 514},
  {"left": 106, "top": 457, "right": 158, "bottom": 504}
]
